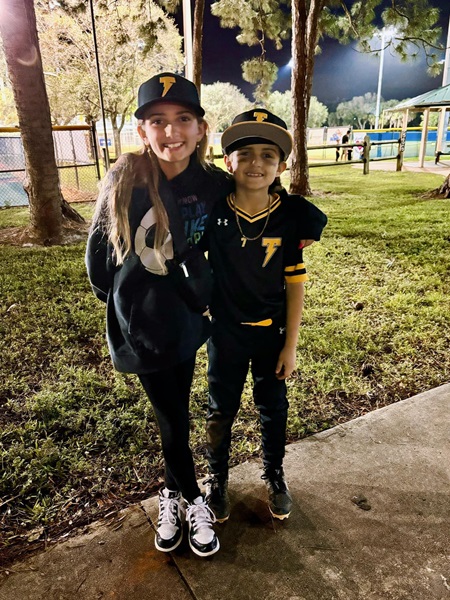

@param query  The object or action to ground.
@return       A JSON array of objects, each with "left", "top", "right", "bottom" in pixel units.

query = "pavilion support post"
[
  {"left": 436, "top": 107, "right": 449, "bottom": 156},
  {"left": 418, "top": 108, "right": 430, "bottom": 168}
]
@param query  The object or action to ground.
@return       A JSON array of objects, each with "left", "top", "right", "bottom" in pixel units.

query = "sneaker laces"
[
  {"left": 187, "top": 501, "right": 216, "bottom": 531},
  {"left": 158, "top": 495, "right": 179, "bottom": 528}
]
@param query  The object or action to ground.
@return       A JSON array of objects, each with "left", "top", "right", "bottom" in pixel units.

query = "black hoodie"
[{"left": 86, "top": 156, "right": 232, "bottom": 374}]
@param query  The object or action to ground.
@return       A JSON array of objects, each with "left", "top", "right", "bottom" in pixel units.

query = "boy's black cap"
[
  {"left": 221, "top": 109, "right": 292, "bottom": 160},
  {"left": 135, "top": 72, "right": 205, "bottom": 119}
]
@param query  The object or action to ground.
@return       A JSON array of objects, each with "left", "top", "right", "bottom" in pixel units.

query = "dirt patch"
[
  {"left": 62, "top": 187, "right": 97, "bottom": 204},
  {"left": 0, "top": 222, "right": 89, "bottom": 246}
]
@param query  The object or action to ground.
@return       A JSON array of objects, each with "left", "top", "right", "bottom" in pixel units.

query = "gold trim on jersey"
[
  {"left": 241, "top": 319, "right": 273, "bottom": 326},
  {"left": 284, "top": 262, "right": 308, "bottom": 283},
  {"left": 285, "top": 273, "right": 309, "bottom": 283},
  {"left": 227, "top": 193, "right": 281, "bottom": 223},
  {"left": 285, "top": 262, "right": 306, "bottom": 273}
]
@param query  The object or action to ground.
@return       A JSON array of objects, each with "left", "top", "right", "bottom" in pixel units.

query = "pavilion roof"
[{"left": 391, "top": 84, "right": 450, "bottom": 111}]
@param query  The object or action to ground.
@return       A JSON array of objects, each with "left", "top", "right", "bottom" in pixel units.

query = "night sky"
[{"left": 198, "top": 0, "right": 449, "bottom": 110}]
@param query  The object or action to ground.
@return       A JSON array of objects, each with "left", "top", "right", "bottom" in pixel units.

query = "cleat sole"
[
  {"left": 269, "top": 509, "right": 291, "bottom": 520},
  {"left": 215, "top": 514, "right": 230, "bottom": 523}
]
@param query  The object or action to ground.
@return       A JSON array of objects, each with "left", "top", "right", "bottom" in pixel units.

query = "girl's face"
[
  {"left": 224, "top": 144, "right": 286, "bottom": 194},
  {"left": 138, "top": 102, "right": 206, "bottom": 178}
]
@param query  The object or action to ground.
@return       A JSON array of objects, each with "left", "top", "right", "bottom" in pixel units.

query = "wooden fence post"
[
  {"left": 363, "top": 134, "right": 371, "bottom": 175},
  {"left": 397, "top": 131, "right": 406, "bottom": 171}
]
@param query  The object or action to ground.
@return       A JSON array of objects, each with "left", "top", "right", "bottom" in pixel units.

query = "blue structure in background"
[{"left": 362, "top": 129, "right": 450, "bottom": 159}]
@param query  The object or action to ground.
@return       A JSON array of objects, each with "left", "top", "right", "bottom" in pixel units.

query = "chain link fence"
[{"left": 0, "top": 125, "right": 100, "bottom": 208}]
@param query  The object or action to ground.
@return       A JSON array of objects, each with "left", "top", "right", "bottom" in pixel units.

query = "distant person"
[
  {"left": 330, "top": 131, "right": 340, "bottom": 161},
  {"left": 355, "top": 139, "right": 364, "bottom": 160},
  {"left": 85, "top": 72, "right": 233, "bottom": 558},
  {"left": 200, "top": 109, "right": 328, "bottom": 523},
  {"left": 341, "top": 129, "right": 352, "bottom": 161}
]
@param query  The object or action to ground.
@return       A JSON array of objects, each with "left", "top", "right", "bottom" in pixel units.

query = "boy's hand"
[
  {"left": 275, "top": 346, "right": 296, "bottom": 380},
  {"left": 299, "top": 239, "right": 315, "bottom": 249}
]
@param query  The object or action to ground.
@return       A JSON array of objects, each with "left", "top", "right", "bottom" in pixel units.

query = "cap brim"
[
  {"left": 222, "top": 122, "right": 292, "bottom": 159},
  {"left": 135, "top": 98, "right": 205, "bottom": 119}
]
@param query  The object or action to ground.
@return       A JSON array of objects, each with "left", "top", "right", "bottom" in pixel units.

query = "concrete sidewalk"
[
  {"left": 1, "top": 384, "right": 449, "bottom": 600},
  {"left": 352, "top": 158, "right": 450, "bottom": 175}
]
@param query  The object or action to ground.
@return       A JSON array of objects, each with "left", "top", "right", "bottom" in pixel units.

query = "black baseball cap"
[
  {"left": 134, "top": 72, "right": 205, "bottom": 119},
  {"left": 221, "top": 109, "right": 292, "bottom": 160}
]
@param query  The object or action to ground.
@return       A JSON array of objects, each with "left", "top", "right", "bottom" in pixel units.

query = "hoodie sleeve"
[
  {"left": 282, "top": 190, "right": 328, "bottom": 241},
  {"left": 85, "top": 226, "right": 114, "bottom": 303}
]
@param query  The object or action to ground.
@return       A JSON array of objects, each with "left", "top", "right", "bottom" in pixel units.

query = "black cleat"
[
  {"left": 204, "top": 473, "right": 231, "bottom": 523},
  {"left": 262, "top": 468, "right": 293, "bottom": 520}
]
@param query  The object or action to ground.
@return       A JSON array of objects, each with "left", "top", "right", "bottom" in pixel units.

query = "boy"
[{"left": 200, "top": 110, "right": 327, "bottom": 521}]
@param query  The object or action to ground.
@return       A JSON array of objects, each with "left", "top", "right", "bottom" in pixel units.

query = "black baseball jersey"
[{"left": 202, "top": 193, "right": 311, "bottom": 325}]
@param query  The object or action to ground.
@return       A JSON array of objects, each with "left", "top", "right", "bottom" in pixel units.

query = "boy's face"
[{"left": 224, "top": 143, "right": 286, "bottom": 193}]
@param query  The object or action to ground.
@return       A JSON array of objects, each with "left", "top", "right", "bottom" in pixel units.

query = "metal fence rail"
[{"left": 0, "top": 125, "right": 100, "bottom": 208}]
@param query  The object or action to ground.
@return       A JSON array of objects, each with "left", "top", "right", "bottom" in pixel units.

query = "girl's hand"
[
  {"left": 275, "top": 346, "right": 296, "bottom": 380},
  {"left": 299, "top": 239, "right": 315, "bottom": 249}
]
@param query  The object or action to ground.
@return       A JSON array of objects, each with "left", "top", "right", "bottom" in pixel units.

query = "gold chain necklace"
[{"left": 231, "top": 193, "right": 272, "bottom": 247}]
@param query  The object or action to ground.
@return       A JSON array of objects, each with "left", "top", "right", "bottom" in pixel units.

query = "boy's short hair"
[
  {"left": 135, "top": 72, "right": 205, "bottom": 119},
  {"left": 221, "top": 109, "right": 292, "bottom": 160}
]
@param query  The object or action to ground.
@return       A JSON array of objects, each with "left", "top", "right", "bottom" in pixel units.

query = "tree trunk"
[
  {"left": 0, "top": 0, "right": 65, "bottom": 244},
  {"left": 438, "top": 173, "right": 450, "bottom": 197},
  {"left": 290, "top": 0, "right": 322, "bottom": 197},
  {"left": 192, "top": 0, "right": 205, "bottom": 96},
  {"left": 111, "top": 117, "right": 122, "bottom": 158}
]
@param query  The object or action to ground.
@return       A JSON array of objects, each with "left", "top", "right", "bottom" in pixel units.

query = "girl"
[{"left": 85, "top": 72, "right": 231, "bottom": 558}]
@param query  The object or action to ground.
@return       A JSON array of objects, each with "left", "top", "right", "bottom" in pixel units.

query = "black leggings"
[{"left": 138, "top": 356, "right": 201, "bottom": 502}]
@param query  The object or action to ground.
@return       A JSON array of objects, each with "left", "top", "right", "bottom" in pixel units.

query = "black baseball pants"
[{"left": 206, "top": 319, "right": 289, "bottom": 476}]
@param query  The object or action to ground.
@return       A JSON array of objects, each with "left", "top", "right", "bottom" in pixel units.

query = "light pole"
[
  {"left": 182, "top": 0, "right": 194, "bottom": 81},
  {"left": 374, "top": 28, "right": 386, "bottom": 130},
  {"left": 89, "top": 0, "right": 110, "bottom": 169},
  {"left": 436, "top": 14, "right": 450, "bottom": 155}
]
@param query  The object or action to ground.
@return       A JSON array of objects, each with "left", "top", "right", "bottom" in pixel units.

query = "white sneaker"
[
  {"left": 186, "top": 496, "right": 220, "bottom": 557},
  {"left": 155, "top": 488, "right": 186, "bottom": 552}
]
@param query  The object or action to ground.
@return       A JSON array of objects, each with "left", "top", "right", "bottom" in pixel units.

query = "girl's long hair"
[{"left": 91, "top": 118, "right": 209, "bottom": 272}]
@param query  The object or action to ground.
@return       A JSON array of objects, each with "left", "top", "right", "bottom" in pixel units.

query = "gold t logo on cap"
[
  {"left": 253, "top": 111, "right": 268, "bottom": 122},
  {"left": 160, "top": 76, "right": 176, "bottom": 97}
]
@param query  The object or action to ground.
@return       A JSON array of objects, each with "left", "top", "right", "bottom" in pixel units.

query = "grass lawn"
[{"left": 1, "top": 165, "right": 449, "bottom": 566}]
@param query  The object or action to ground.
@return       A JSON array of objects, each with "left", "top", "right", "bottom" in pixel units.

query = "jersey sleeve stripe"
[
  {"left": 284, "top": 262, "right": 306, "bottom": 273},
  {"left": 285, "top": 273, "right": 309, "bottom": 283}
]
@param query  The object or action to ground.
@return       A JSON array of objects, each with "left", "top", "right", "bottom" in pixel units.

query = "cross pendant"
[{"left": 241, "top": 237, "right": 247, "bottom": 247}]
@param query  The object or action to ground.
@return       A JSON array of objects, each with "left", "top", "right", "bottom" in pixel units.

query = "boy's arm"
[{"left": 275, "top": 281, "right": 305, "bottom": 380}]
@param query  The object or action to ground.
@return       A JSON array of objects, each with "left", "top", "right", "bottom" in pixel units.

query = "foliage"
[
  {"left": 266, "top": 90, "right": 292, "bottom": 126},
  {"left": 34, "top": 0, "right": 183, "bottom": 150},
  {"left": 381, "top": 98, "right": 405, "bottom": 128},
  {"left": 420, "top": 111, "right": 440, "bottom": 127},
  {"left": 308, "top": 96, "right": 329, "bottom": 128},
  {"left": 266, "top": 90, "right": 328, "bottom": 129},
  {"left": 0, "top": 84, "right": 17, "bottom": 126},
  {"left": 336, "top": 92, "right": 378, "bottom": 129},
  {"left": 201, "top": 82, "right": 251, "bottom": 133},
  {"left": 211, "top": 0, "right": 290, "bottom": 103},
  {"left": 242, "top": 57, "right": 279, "bottom": 104},
  {"left": 1, "top": 167, "right": 450, "bottom": 565}
]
